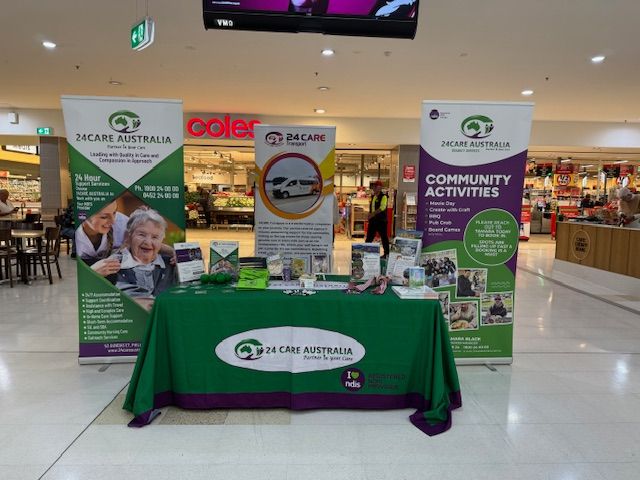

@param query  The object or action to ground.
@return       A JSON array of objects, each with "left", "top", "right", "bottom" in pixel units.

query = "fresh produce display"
[{"left": 212, "top": 195, "right": 254, "bottom": 208}]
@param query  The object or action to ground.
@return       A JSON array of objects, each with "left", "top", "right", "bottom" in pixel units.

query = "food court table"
[
  {"left": 124, "top": 282, "right": 462, "bottom": 436},
  {"left": 11, "top": 229, "right": 45, "bottom": 284}
]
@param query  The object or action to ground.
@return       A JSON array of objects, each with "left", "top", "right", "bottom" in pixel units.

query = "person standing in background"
[
  {"left": 0, "top": 189, "right": 18, "bottom": 217},
  {"left": 197, "top": 186, "right": 212, "bottom": 228},
  {"left": 617, "top": 187, "right": 640, "bottom": 228},
  {"left": 365, "top": 180, "right": 389, "bottom": 257}
]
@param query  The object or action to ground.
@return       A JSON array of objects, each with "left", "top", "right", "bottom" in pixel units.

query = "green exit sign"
[
  {"left": 131, "top": 17, "right": 155, "bottom": 51},
  {"left": 36, "top": 127, "right": 53, "bottom": 135}
]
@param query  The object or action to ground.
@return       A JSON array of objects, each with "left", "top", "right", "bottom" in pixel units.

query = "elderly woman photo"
[{"left": 110, "top": 208, "right": 176, "bottom": 308}]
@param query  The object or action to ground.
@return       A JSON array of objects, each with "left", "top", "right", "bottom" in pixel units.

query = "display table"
[{"left": 124, "top": 281, "right": 462, "bottom": 436}]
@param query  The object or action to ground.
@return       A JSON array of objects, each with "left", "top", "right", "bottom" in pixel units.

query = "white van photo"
[{"left": 272, "top": 177, "right": 321, "bottom": 199}]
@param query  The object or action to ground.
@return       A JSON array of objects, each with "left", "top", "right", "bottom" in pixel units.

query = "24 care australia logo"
[
  {"left": 461, "top": 115, "right": 494, "bottom": 139},
  {"left": 108, "top": 110, "right": 142, "bottom": 134},
  {"left": 234, "top": 339, "right": 264, "bottom": 360}
]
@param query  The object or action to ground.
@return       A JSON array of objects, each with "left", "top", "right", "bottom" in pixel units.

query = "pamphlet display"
[
  {"left": 386, "top": 237, "right": 422, "bottom": 285},
  {"left": 418, "top": 101, "right": 533, "bottom": 364},
  {"left": 254, "top": 125, "right": 335, "bottom": 274},
  {"left": 174, "top": 242, "right": 205, "bottom": 283},
  {"left": 350, "top": 243, "right": 381, "bottom": 281},
  {"left": 61, "top": 95, "right": 184, "bottom": 364},
  {"left": 209, "top": 241, "right": 239, "bottom": 279}
]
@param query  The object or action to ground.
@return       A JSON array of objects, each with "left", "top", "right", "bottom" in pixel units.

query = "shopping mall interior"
[{"left": 2, "top": 1, "right": 640, "bottom": 479}]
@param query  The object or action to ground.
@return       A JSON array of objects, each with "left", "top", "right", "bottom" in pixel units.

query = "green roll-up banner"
[{"left": 61, "top": 96, "right": 184, "bottom": 364}]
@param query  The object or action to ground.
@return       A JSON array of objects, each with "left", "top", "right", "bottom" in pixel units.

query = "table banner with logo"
[
  {"left": 124, "top": 282, "right": 461, "bottom": 435},
  {"left": 61, "top": 95, "right": 184, "bottom": 364},
  {"left": 418, "top": 101, "right": 534, "bottom": 364},
  {"left": 254, "top": 125, "right": 335, "bottom": 272}
]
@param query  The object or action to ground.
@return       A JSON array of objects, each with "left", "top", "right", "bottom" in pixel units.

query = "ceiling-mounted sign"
[
  {"left": 4, "top": 145, "right": 38, "bottom": 155},
  {"left": 131, "top": 17, "right": 155, "bottom": 51},
  {"left": 186, "top": 115, "right": 261, "bottom": 139},
  {"left": 36, "top": 127, "right": 53, "bottom": 135},
  {"left": 555, "top": 164, "right": 576, "bottom": 174}
]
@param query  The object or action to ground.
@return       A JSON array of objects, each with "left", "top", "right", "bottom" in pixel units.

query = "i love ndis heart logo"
[{"left": 341, "top": 368, "right": 365, "bottom": 391}]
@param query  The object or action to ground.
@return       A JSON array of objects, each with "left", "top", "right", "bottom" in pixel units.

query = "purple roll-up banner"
[{"left": 418, "top": 101, "right": 534, "bottom": 365}]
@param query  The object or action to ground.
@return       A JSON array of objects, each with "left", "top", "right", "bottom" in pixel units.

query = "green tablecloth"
[{"left": 124, "top": 281, "right": 461, "bottom": 435}]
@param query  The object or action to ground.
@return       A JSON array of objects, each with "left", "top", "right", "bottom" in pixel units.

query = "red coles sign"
[{"left": 186, "top": 116, "right": 261, "bottom": 139}]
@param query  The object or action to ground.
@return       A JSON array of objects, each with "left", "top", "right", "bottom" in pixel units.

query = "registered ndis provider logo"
[
  {"left": 429, "top": 109, "right": 440, "bottom": 120},
  {"left": 265, "top": 131, "right": 284, "bottom": 146},
  {"left": 341, "top": 368, "right": 365, "bottom": 391}
]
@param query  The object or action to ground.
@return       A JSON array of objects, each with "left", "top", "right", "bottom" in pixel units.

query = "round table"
[{"left": 11, "top": 229, "right": 45, "bottom": 284}]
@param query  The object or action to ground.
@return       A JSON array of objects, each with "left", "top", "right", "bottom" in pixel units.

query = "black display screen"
[{"left": 203, "top": 0, "right": 419, "bottom": 39}]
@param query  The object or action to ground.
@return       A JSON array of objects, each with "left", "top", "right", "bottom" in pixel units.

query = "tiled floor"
[{"left": 1, "top": 233, "right": 640, "bottom": 479}]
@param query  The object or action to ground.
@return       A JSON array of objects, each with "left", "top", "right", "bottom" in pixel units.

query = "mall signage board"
[
  {"left": 61, "top": 95, "right": 184, "bottom": 364},
  {"left": 185, "top": 114, "right": 261, "bottom": 139},
  {"left": 418, "top": 101, "right": 534, "bottom": 364},
  {"left": 254, "top": 124, "right": 335, "bottom": 274}
]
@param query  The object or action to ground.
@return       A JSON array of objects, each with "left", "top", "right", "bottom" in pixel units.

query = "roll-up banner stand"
[
  {"left": 254, "top": 125, "right": 335, "bottom": 273},
  {"left": 61, "top": 96, "right": 184, "bottom": 364},
  {"left": 418, "top": 101, "right": 533, "bottom": 365}
]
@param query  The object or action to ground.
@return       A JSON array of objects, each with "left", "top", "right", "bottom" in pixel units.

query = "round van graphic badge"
[
  {"left": 461, "top": 115, "right": 494, "bottom": 139},
  {"left": 108, "top": 110, "right": 141, "bottom": 133}
]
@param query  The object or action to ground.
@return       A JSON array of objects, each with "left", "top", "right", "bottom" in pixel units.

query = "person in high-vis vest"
[{"left": 365, "top": 180, "right": 390, "bottom": 257}]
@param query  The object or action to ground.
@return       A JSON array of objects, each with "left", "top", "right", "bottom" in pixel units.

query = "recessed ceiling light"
[
  {"left": 321, "top": 49, "right": 335, "bottom": 56},
  {"left": 108, "top": 80, "right": 123, "bottom": 86},
  {"left": 521, "top": 89, "right": 534, "bottom": 96},
  {"left": 314, "top": 108, "right": 326, "bottom": 114},
  {"left": 583, "top": 164, "right": 595, "bottom": 168},
  {"left": 614, "top": 160, "right": 628, "bottom": 164},
  {"left": 318, "top": 86, "right": 330, "bottom": 91},
  {"left": 561, "top": 159, "right": 572, "bottom": 163},
  {"left": 42, "top": 41, "right": 56, "bottom": 49},
  {"left": 591, "top": 55, "right": 606, "bottom": 63}
]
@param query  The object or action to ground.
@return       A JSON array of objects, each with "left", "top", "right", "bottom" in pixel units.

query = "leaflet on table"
[
  {"left": 209, "top": 241, "right": 239, "bottom": 279},
  {"left": 392, "top": 285, "right": 439, "bottom": 299},
  {"left": 386, "top": 237, "right": 422, "bottom": 285},
  {"left": 351, "top": 243, "right": 380, "bottom": 281},
  {"left": 174, "top": 242, "right": 205, "bottom": 283},
  {"left": 268, "top": 280, "right": 349, "bottom": 290}
]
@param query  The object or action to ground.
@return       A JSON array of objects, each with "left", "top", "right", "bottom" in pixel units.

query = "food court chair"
[
  {"left": 0, "top": 229, "right": 17, "bottom": 288},
  {"left": 54, "top": 215, "right": 72, "bottom": 255},
  {"left": 24, "top": 213, "right": 41, "bottom": 223},
  {"left": 23, "top": 226, "right": 61, "bottom": 284}
]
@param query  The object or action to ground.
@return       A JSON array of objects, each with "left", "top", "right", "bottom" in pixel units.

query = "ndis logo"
[
  {"left": 461, "top": 115, "right": 494, "bottom": 139},
  {"left": 429, "top": 109, "right": 440, "bottom": 120},
  {"left": 234, "top": 339, "right": 264, "bottom": 360},
  {"left": 265, "top": 131, "right": 284, "bottom": 146},
  {"left": 341, "top": 368, "right": 365, "bottom": 391},
  {"left": 108, "top": 110, "right": 141, "bottom": 134}
]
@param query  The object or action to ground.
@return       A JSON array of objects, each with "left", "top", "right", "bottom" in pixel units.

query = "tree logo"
[
  {"left": 108, "top": 110, "right": 142, "bottom": 133},
  {"left": 234, "top": 339, "right": 264, "bottom": 360},
  {"left": 461, "top": 115, "right": 494, "bottom": 139}
]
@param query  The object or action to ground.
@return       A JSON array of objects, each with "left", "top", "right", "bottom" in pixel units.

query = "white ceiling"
[{"left": 1, "top": 1, "right": 639, "bottom": 122}]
